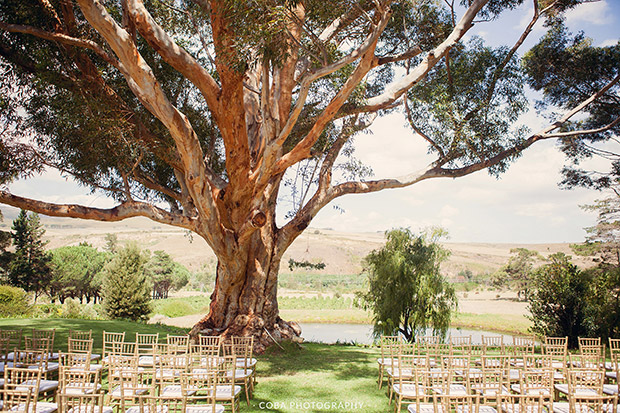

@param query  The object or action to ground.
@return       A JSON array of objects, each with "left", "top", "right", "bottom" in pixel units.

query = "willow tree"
[{"left": 0, "top": 0, "right": 618, "bottom": 350}]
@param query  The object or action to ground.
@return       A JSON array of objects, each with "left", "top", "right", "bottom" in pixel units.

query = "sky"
[{"left": 4, "top": 0, "right": 620, "bottom": 244}]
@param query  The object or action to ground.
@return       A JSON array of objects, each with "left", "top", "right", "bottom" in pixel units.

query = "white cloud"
[
  {"left": 599, "top": 38, "right": 619, "bottom": 47},
  {"left": 565, "top": 1, "right": 613, "bottom": 26},
  {"left": 440, "top": 205, "right": 460, "bottom": 218}
]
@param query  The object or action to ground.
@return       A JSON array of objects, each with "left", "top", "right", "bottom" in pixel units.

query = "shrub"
[
  {"left": 527, "top": 253, "right": 590, "bottom": 348},
  {"left": 58, "top": 298, "right": 100, "bottom": 320},
  {"left": 101, "top": 243, "right": 151, "bottom": 322},
  {"left": 0, "top": 284, "right": 30, "bottom": 317}
]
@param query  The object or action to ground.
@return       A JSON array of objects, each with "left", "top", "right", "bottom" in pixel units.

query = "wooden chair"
[
  {"left": 223, "top": 342, "right": 253, "bottom": 405},
  {"left": 211, "top": 354, "right": 241, "bottom": 413},
  {"left": 13, "top": 349, "right": 58, "bottom": 394},
  {"left": 57, "top": 392, "right": 112, "bottom": 413},
  {"left": 400, "top": 369, "right": 436, "bottom": 413},
  {"left": 135, "top": 333, "right": 159, "bottom": 368},
  {"left": 57, "top": 367, "right": 102, "bottom": 398},
  {"left": 101, "top": 331, "right": 125, "bottom": 365},
  {"left": 553, "top": 394, "right": 618, "bottom": 413},
  {"left": 3, "top": 367, "right": 57, "bottom": 413},
  {"left": 107, "top": 354, "right": 151, "bottom": 412},
  {"left": 0, "top": 329, "right": 22, "bottom": 355},
  {"left": 181, "top": 370, "right": 226, "bottom": 413},
  {"left": 512, "top": 336, "right": 536, "bottom": 360},
  {"left": 468, "top": 368, "right": 510, "bottom": 404},
  {"left": 604, "top": 354, "right": 620, "bottom": 396},
  {"left": 432, "top": 394, "right": 495, "bottom": 413},
  {"left": 496, "top": 393, "right": 550, "bottom": 413},
  {"left": 511, "top": 369, "right": 554, "bottom": 402},
  {"left": 31, "top": 329, "right": 55, "bottom": 357},
  {"left": 555, "top": 369, "right": 605, "bottom": 402}
]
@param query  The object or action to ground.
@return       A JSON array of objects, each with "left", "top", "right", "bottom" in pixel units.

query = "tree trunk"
[{"left": 189, "top": 227, "right": 302, "bottom": 353}]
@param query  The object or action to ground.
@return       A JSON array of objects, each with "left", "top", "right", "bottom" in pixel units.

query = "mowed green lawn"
[{"left": 0, "top": 319, "right": 388, "bottom": 413}]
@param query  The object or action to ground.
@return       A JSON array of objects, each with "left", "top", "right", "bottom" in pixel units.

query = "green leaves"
[{"left": 357, "top": 228, "right": 457, "bottom": 342}]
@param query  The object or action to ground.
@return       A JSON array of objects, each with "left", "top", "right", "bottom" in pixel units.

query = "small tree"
[
  {"left": 528, "top": 253, "right": 590, "bottom": 348},
  {"left": 50, "top": 245, "right": 109, "bottom": 303},
  {"left": 492, "top": 248, "right": 543, "bottom": 300},
  {"left": 101, "top": 243, "right": 151, "bottom": 321},
  {"left": 357, "top": 228, "right": 457, "bottom": 342},
  {"left": 8, "top": 210, "right": 52, "bottom": 301},
  {"left": 144, "top": 250, "right": 189, "bottom": 299}
]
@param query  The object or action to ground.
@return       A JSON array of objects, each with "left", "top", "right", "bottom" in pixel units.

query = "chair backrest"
[
  {"left": 609, "top": 338, "right": 620, "bottom": 356},
  {"left": 543, "top": 336, "right": 568, "bottom": 356},
  {"left": 0, "top": 329, "right": 22, "bottom": 349},
  {"left": 433, "top": 394, "right": 481, "bottom": 413},
  {"left": 181, "top": 370, "right": 219, "bottom": 410},
  {"left": 569, "top": 353, "right": 603, "bottom": 371},
  {"left": 467, "top": 368, "right": 508, "bottom": 395},
  {"left": 497, "top": 394, "right": 551, "bottom": 413},
  {"left": 567, "top": 369, "right": 605, "bottom": 395},
  {"left": 126, "top": 395, "right": 186, "bottom": 413},
  {"left": 59, "top": 351, "right": 92, "bottom": 370},
  {"left": 3, "top": 367, "right": 42, "bottom": 411},
  {"left": 570, "top": 394, "right": 618, "bottom": 413},
  {"left": 135, "top": 333, "right": 159, "bottom": 355},
  {"left": 166, "top": 335, "right": 190, "bottom": 354},
  {"left": 68, "top": 330, "right": 92, "bottom": 341},
  {"left": 482, "top": 335, "right": 505, "bottom": 354},
  {"left": 102, "top": 331, "right": 125, "bottom": 362},
  {"left": 0, "top": 336, "right": 11, "bottom": 362},
  {"left": 58, "top": 393, "right": 105, "bottom": 413},
  {"left": 512, "top": 335, "right": 536, "bottom": 355},
  {"left": 519, "top": 369, "right": 554, "bottom": 399},
  {"left": 441, "top": 354, "right": 471, "bottom": 372},
  {"left": 31, "top": 329, "right": 55, "bottom": 349},
  {"left": 449, "top": 336, "right": 472, "bottom": 355},
  {"left": 24, "top": 336, "right": 51, "bottom": 353},
  {"left": 232, "top": 336, "right": 254, "bottom": 372},
  {"left": 58, "top": 368, "right": 101, "bottom": 399},
  {"left": 68, "top": 338, "right": 93, "bottom": 354},
  {"left": 14, "top": 349, "right": 46, "bottom": 370}
]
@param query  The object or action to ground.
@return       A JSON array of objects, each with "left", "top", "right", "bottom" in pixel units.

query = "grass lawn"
[
  {"left": 0, "top": 318, "right": 388, "bottom": 412},
  {"left": 0, "top": 318, "right": 188, "bottom": 353},
  {"left": 452, "top": 312, "right": 531, "bottom": 336}
]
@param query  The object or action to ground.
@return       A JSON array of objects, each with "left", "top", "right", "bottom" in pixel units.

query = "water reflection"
[{"left": 299, "top": 323, "right": 519, "bottom": 345}]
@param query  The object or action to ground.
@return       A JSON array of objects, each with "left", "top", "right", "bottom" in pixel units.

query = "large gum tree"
[{"left": 0, "top": 0, "right": 618, "bottom": 350}]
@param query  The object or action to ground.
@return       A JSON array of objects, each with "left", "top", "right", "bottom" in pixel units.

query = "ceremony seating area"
[
  {"left": 379, "top": 335, "right": 620, "bottom": 412},
  {"left": 0, "top": 328, "right": 257, "bottom": 412}
]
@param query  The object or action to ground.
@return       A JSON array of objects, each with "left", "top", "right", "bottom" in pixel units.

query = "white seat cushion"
[
  {"left": 604, "top": 384, "right": 619, "bottom": 395},
  {"left": 125, "top": 407, "right": 168, "bottom": 413},
  {"left": 67, "top": 406, "right": 113, "bottom": 413},
  {"left": 210, "top": 385, "right": 241, "bottom": 400},
  {"left": 392, "top": 383, "right": 425, "bottom": 397},
  {"left": 407, "top": 404, "right": 439, "bottom": 413},
  {"left": 185, "top": 405, "right": 225, "bottom": 413},
  {"left": 109, "top": 386, "right": 149, "bottom": 397},
  {"left": 235, "top": 358, "right": 257, "bottom": 368},
  {"left": 161, "top": 385, "right": 197, "bottom": 397},
  {"left": 11, "top": 401, "right": 58, "bottom": 413},
  {"left": 226, "top": 369, "right": 253, "bottom": 380}
]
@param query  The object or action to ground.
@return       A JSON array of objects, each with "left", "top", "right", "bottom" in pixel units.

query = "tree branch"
[
  {"left": 0, "top": 191, "right": 195, "bottom": 230},
  {"left": 274, "top": 5, "right": 393, "bottom": 174},
  {"left": 345, "top": 0, "right": 489, "bottom": 115},
  {"left": 128, "top": 0, "right": 222, "bottom": 116},
  {"left": 0, "top": 22, "right": 121, "bottom": 70}
]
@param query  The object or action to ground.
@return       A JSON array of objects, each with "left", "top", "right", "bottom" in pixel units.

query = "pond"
[{"left": 298, "top": 323, "right": 520, "bottom": 345}]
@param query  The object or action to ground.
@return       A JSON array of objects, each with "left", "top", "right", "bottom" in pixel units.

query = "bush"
[
  {"left": 527, "top": 253, "right": 590, "bottom": 348},
  {"left": 101, "top": 243, "right": 151, "bottom": 322},
  {"left": 0, "top": 284, "right": 30, "bottom": 317},
  {"left": 58, "top": 298, "right": 100, "bottom": 320}
]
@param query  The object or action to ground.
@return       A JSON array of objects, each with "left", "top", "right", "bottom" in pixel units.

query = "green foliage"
[
  {"left": 144, "top": 250, "right": 189, "bottom": 299},
  {"left": 492, "top": 248, "right": 543, "bottom": 300},
  {"left": 287, "top": 258, "right": 326, "bottom": 271},
  {"left": 0, "top": 284, "right": 30, "bottom": 317},
  {"left": 57, "top": 298, "right": 100, "bottom": 320},
  {"left": 577, "top": 195, "right": 620, "bottom": 266},
  {"left": 277, "top": 272, "right": 365, "bottom": 293},
  {"left": 50, "top": 245, "right": 110, "bottom": 303},
  {"left": 583, "top": 265, "right": 620, "bottom": 341},
  {"left": 151, "top": 295, "right": 211, "bottom": 318},
  {"left": 7, "top": 210, "right": 52, "bottom": 300},
  {"left": 104, "top": 234, "right": 118, "bottom": 253},
  {"left": 527, "top": 253, "right": 590, "bottom": 348},
  {"left": 101, "top": 243, "right": 151, "bottom": 322},
  {"left": 523, "top": 22, "right": 620, "bottom": 190},
  {"left": 357, "top": 228, "right": 457, "bottom": 342}
]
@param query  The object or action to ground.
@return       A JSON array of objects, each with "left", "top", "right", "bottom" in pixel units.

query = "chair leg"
[{"left": 378, "top": 364, "right": 384, "bottom": 389}]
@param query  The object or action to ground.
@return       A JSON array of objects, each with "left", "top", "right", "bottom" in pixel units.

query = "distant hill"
[{"left": 0, "top": 206, "right": 595, "bottom": 277}]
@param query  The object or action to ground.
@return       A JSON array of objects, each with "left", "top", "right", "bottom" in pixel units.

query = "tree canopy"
[
  {"left": 0, "top": 0, "right": 617, "bottom": 347},
  {"left": 358, "top": 228, "right": 457, "bottom": 341}
]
